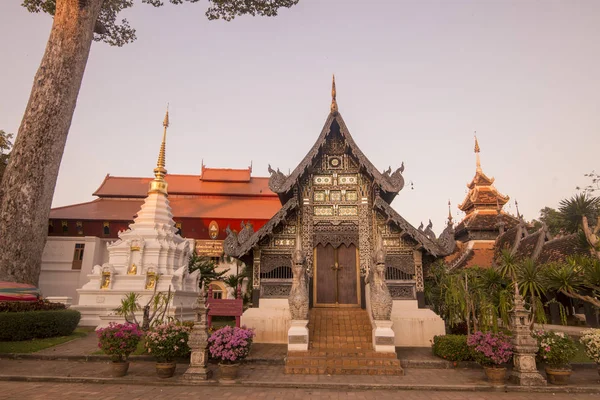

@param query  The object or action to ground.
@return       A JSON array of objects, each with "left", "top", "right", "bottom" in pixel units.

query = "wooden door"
[
  {"left": 315, "top": 244, "right": 336, "bottom": 304},
  {"left": 314, "top": 243, "right": 359, "bottom": 307},
  {"left": 337, "top": 244, "right": 358, "bottom": 305}
]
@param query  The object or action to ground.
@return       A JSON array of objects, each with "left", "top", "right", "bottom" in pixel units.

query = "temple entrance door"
[{"left": 314, "top": 243, "right": 359, "bottom": 307}]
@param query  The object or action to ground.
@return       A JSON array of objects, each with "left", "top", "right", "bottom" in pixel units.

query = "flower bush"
[
  {"left": 145, "top": 322, "right": 191, "bottom": 362},
  {"left": 532, "top": 330, "right": 577, "bottom": 369},
  {"left": 580, "top": 328, "right": 600, "bottom": 364},
  {"left": 467, "top": 331, "right": 513, "bottom": 367},
  {"left": 97, "top": 322, "right": 144, "bottom": 362},
  {"left": 208, "top": 326, "right": 255, "bottom": 364},
  {"left": 432, "top": 335, "right": 474, "bottom": 362}
]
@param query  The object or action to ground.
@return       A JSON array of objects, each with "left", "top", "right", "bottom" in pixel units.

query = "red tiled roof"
[
  {"left": 201, "top": 168, "right": 251, "bottom": 182},
  {"left": 93, "top": 174, "right": 276, "bottom": 198},
  {"left": 445, "top": 241, "right": 496, "bottom": 269},
  {"left": 49, "top": 196, "right": 281, "bottom": 220}
]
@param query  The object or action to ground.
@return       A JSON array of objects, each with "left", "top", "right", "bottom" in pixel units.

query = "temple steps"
[{"left": 285, "top": 308, "right": 404, "bottom": 376}]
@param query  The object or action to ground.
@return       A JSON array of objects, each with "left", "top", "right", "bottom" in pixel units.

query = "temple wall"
[
  {"left": 390, "top": 300, "right": 446, "bottom": 347},
  {"left": 241, "top": 299, "right": 291, "bottom": 343}
]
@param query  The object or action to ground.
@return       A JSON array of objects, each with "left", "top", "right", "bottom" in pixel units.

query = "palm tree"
[
  {"left": 516, "top": 258, "right": 547, "bottom": 328},
  {"left": 544, "top": 256, "right": 600, "bottom": 308},
  {"left": 558, "top": 193, "right": 600, "bottom": 233}
]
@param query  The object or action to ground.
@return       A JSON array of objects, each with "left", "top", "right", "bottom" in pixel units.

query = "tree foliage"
[
  {"left": 0, "top": 130, "right": 13, "bottom": 183},
  {"left": 577, "top": 171, "right": 600, "bottom": 194},
  {"left": 21, "top": 0, "right": 299, "bottom": 47},
  {"left": 187, "top": 252, "right": 227, "bottom": 294},
  {"left": 558, "top": 193, "right": 600, "bottom": 234}
]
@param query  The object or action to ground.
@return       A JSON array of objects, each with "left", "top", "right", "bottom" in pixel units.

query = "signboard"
[{"left": 195, "top": 240, "right": 224, "bottom": 257}]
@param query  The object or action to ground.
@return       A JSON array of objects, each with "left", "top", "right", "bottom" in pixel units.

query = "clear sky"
[{"left": 1, "top": 1, "right": 598, "bottom": 235}]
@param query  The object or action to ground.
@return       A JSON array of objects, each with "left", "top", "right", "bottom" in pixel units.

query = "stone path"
[{"left": 0, "top": 382, "right": 599, "bottom": 400}]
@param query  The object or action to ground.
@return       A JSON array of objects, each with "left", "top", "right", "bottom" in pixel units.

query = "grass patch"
[{"left": 0, "top": 329, "right": 88, "bottom": 354}]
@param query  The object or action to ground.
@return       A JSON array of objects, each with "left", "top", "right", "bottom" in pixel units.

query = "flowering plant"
[
  {"left": 580, "top": 328, "right": 600, "bottom": 364},
  {"left": 208, "top": 326, "right": 255, "bottom": 364},
  {"left": 467, "top": 331, "right": 513, "bottom": 367},
  {"left": 145, "top": 322, "right": 191, "bottom": 362},
  {"left": 532, "top": 330, "right": 577, "bottom": 369},
  {"left": 96, "top": 322, "right": 144, "bottom": 362}
]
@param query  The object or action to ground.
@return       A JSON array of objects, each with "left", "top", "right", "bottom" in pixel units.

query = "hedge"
[
  {"left": 0, "top": 309, "right": 81, "bottom": 341},
  {"left": 432, "top": 334, "right": 474, "bottom": 362},
  {"left": 0, "top": 300, "right": 66, "bottom": 312}
]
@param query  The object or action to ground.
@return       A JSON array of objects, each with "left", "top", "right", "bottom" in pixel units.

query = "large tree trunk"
[
  {"left": 582, "top": 216, "right": 600, "bottom": 261},
  {"left": 0, "top": 0, "right": 104, "bottom": 285}
]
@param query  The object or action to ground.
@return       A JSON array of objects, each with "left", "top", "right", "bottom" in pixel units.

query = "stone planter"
[
  {"left": 111, "top": 361, "right": 129, "bottom": 377},
  {"left": 155, "top": 362, "right": 177, "bottom": 379},
  {"left": 545, "top": 367, "right": 572, "bottom": 385},
  {"left": 483, "top": 366, "right": 507, "bottom": 385},
  {"left": 219, "top": 363, "right": 240, "bottom": 382}
]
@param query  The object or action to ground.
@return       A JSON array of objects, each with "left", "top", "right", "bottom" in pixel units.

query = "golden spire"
[
  {"left": 447, "top": 200, "right": 453, "bottom": 226},
  {"left": 330, "top": 74, "right": 338, "bottom": 113},
  {"left": 474, "top": 132, "right": 482, "bottom": 172},
  {"left": 149, "top": 106, "right": 169, "bottom": 195}
]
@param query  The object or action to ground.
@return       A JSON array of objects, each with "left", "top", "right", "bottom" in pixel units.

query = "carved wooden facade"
[{"left": 224, "top": 107, "right": 456, "bottom": 308}]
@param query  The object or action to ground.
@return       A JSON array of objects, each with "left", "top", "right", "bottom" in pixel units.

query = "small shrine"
[{"left": 73, "top": 109, "right": 200, "bottom": 327}]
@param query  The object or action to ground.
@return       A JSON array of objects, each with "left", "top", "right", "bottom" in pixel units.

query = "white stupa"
[{"left": 73, "top": 109, "right": 200, "bottom": 327}]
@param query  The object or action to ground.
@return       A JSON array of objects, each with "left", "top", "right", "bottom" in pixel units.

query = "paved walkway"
[
  {"left": 1, "top": 330, "right": 598, "bottom": 395},
  {"left": 0, "top": 382, "right": 599, "bottom": 400}
]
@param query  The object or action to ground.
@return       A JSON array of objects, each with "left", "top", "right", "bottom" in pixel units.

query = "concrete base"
[
  {"left": 509, "top": 352, "right": 546, "bottom": 386},
  {"left": 241, "top": 299, "right": 291, "bottom": 343},
  {"left": 372, "top": 320, "right": 395, "bottom": 353},
  {"left": 73, "top": 288, "right": 199, "bottom": 328},
  {"left": 390, "top": 300, "right": 445, "bottom": 347},
  {"left": 288, "top": 320, "right": 309, "bottom": 351}
]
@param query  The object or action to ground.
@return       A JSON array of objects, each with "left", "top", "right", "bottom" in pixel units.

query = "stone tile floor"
[
  {"left": 1, "top": 382, "right": 600, "bottom": 400},
  {"left": 1, "top": 382, "right": 599, "bottom": 400}
]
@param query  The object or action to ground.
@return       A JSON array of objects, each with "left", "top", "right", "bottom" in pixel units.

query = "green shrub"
[
  {"left": 432, "top": 334, "right": 474, "bottom": 362},
  {"left": 0, "top": 309, "right": 81, "bottom": 341},
  {"left": 0, "top": 299, "right": 66, "bottom": 312}
]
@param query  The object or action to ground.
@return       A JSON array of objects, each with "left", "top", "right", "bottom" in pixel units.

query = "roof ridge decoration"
[
  {"left": 331, "top": 74, "right": 338, "bottom": 114},
  {"left": 373, "top": 197, "right": 456, "bottom": 257},
  {"left": 267, "top": 78, "right": 405, "bottom": 200},
  {"left": 148, "top": 106, "right": 169, "bottom": 195}
]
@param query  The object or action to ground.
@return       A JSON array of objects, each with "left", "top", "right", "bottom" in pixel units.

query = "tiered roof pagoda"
[{"left": 454, "top": 137, "right": 520, "bottom": 242}]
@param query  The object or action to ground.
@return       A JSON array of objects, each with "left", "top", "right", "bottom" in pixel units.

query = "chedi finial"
[
  {"left": 474, "top": 132, "right": 482, "bottom": 172},
  {"left": 330, "top": 74, "right": 338, "bottom": 113},
  {"left": 149, "top": 106, "right": 169, "bottom": 195}
]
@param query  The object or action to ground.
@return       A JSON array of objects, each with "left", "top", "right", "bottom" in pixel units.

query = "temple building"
[
  {"left": 444, "top": 137, "right": 520, "bottom": 270},
  {"left": 224, "top": 77, "right": 456, "bottom": 357},
  {"left": 40, "top": 152, "right": 280, "bottom": 303}
]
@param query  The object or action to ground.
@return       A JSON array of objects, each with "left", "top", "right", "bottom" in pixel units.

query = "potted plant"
[
  {"left": 208, "top": 325, "right": 255, "bottom": 382},
  {"left": 145, "top": 322, "right": 191, "bottom": 378},
  {"left": 580, "top": 328, "right": 600, "bottom": 377},
  {"left": 96, "top": 322, "right": 144, "bottom": 377},
  {"left": 467, "top": 331, "right": 514, "bottom": 384},
  {"left": 532, "top": 330, "right": 577, "bottom": 385}
]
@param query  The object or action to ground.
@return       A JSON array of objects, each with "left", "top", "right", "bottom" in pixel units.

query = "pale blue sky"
[{"left": 1, "top": 0, "right": 598, "bottom": 234}]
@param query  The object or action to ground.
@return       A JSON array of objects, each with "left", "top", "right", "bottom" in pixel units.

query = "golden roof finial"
[
  {"left": 447, "top": 200, "right": 453, "bottom": 226},
  {"left": 474, "top": 132, "right": 482, "bottom": 172},
  {"left": 330, "top": 74, "right": 338, "bottom": 113},
  {"left": 149, "top": 106, "right": 169, "bottom": 195}
]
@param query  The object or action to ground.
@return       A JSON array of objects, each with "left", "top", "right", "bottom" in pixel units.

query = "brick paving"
[{"left": 0, "top": 382, "right": 599, "bottom": 400}]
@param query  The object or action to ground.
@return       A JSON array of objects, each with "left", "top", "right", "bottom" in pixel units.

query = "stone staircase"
[{"left": 284, "top": 308, "right": 403, "bottom": 375}]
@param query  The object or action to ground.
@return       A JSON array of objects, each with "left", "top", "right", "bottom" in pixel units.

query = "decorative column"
[
  {"left": 412, "top": 249, "right": 425, "bottom": 308},
  {"left": 252, "top": 249, "right": 261, "bottom": 307},
  {"left": 508, "top": 288, "right": 546, "bottom": 386},
  {"left": 287, "top": 232, "right": 309, "bottom": 351},
  {"left": 183, "top": 296, "right": 212, "bottom": 380}
]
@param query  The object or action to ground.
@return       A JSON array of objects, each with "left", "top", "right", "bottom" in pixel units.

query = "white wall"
[{"left": 40, "top": 236, "right": 109, "bottom": 302}]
